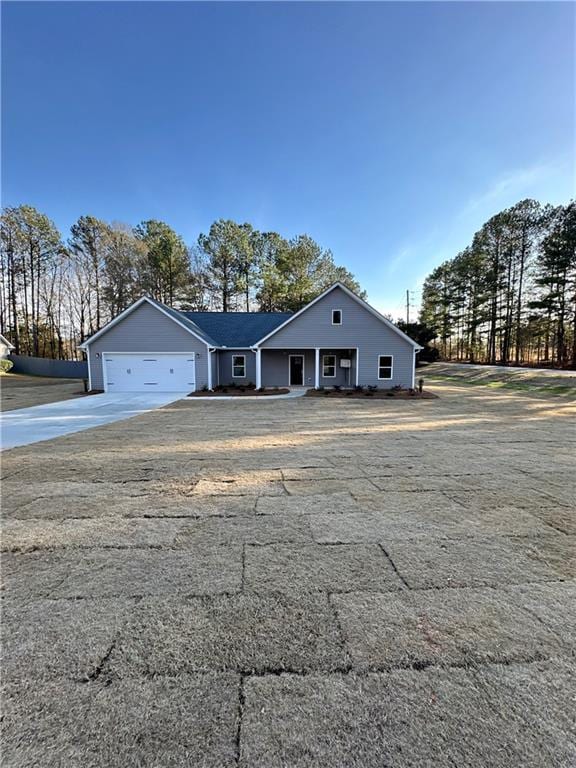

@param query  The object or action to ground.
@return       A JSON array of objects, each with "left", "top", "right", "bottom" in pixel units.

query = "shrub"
[
  {"left": 0, "top": 359, "right": 14, "bottom": 373},
  {"left": 386, "top": 391, "right": 395, "bottom": 397},
  {"left": 367, "top": 385, "right": 378, "bottom": 392},
  {"left": 200, "top": 384, "right": 209, "bottom": 392},
  {"left": 247, "top": 381, "right": 256, "bottom": 389},
  {"left": 354, "top": 385, "right": 364, "bottom": 393},
  {"left": 333, "top": 385, "right": 342, "bottom": 392},
  {"left": 392, "top": 384, "right": 403, "bottom": 392}
]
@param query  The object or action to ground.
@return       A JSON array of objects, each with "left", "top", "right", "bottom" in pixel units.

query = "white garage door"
[{"left": 104, "top": 353, "right": 196, "bottom": 392}]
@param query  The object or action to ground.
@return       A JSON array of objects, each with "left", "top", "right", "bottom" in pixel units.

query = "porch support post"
[
  {"left": 315, "top": 348, "right": 320, "bottom": 389},
  {"left": 255, "top": 347, "right": 262, "bottom": 389},
  {"left": 207, "top": 349, "right": 213, "bottom": 391}
]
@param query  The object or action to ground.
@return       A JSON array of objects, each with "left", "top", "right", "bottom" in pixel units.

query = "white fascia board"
[
  {"left": 78, "top": 296, "right": 214, "bottom": 350},
  {"left": 252, "top": 282, "right": 422, "bottom": 350}
]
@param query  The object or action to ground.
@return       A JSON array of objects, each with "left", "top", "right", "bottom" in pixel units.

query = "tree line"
[
  {"left": 0, "top": 206, "right": 364, "bottom": 359},
  {"left": 420, "top": 199, "right": 576, "bottom": 368}
]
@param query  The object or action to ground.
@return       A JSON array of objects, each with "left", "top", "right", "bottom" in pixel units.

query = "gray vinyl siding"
[
  {"left": 216, "top": 350, "right": 256, "bottom": 386},
  {"left": 260, "top": 349, "right": 316, "bottom": 387},
  {"left": 319, "top": 350, "right": 356, "bottom": 387},
  {"left": 88, "top": 302, "right": 209, "bottom": 390},
  {"left": 259, "top": 287, "right": 415, "bottom": 388}
]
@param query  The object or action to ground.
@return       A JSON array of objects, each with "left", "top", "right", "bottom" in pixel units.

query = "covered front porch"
[{"left": 254, "top": 348, "right": 358, "bottom": 389}]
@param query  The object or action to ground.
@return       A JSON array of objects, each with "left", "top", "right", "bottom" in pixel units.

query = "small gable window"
[
  {"left": 332, "top": 309, "right": 342, "bottom": 325},
  {"left": 232, "top": 355, "right": 246, "bottom": 378},
  {"left": 378, "top": 355, "right": 393, "bottom": 380}
]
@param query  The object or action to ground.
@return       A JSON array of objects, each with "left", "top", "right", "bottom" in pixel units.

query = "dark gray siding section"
[
  {"left": 259, "top": 287, "right": 415, "bottom": 387},
  {"left": 9, "top": 354, "right": 88, "bottom": 379},
  {"left": 318, "top": 350, "right": 356, "bottom": 387},
  {"left": 216, "top": 349, "right": 256, "bottom": 386},
  {"left": 88, "top": 302, "right": 208, "bottom": 390},
  {"left": 260, "top": 349, "right": 316, "bottom": 387}
]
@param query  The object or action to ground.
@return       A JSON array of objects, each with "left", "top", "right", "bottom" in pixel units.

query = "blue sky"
[{"left": 2, "top": 1, "right": 574, "bottom": 318}]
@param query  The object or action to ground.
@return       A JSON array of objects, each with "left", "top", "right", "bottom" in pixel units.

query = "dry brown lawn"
[
  {"left": 1, "top": 381, "right": 575, "bottom": 767},
  {"left": 0, "top": 373, "right": 88, "bottom": 411}
]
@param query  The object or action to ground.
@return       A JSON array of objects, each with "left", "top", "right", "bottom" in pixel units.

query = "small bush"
[
  {"left": 200, "top": 384, "right": 209, "bottom": 392},
  {"left": 364, "top": 391, "right": 374, "bottom": 397},
  {"left": 333, "top": 385, "right": 342, "bottom": 392},
  {"left": 367, "top": 385, "right": 378, "bottom": 392},
  {"left": 386, "top": 391, "right": 395, "bottom": 397},
  {"left": 256, "top": 387, "right": 264, "bottom": 393},
  {"left": 354, "top": 385, "right": 364, "bottom": 393},
  {"left": 0, "top": 359, "right": 14, "bottom": 373},
  {"left": 392, "top": 384, "right": 403, "bottom": 392},
  {"left": 247, "top": 381, "right": 256, "bottom": 389}
]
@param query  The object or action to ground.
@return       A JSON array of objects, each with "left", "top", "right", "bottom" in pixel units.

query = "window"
[
  {"left": 378, "top": 355, "right": 393, "bottom": 380},
  {"left": 232, "top": 355, "right": 246, "bottom": 378},
  {"left": 332, "top": 309, "right": 342, "bottom": 325},
  {"left": 322, "top": 354, "right": 336, "bottom": 378}
]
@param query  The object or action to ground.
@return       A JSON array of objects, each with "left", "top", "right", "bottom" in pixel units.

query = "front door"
[{"left": 289, "top": 355, "right": 304, "bottom": 386}]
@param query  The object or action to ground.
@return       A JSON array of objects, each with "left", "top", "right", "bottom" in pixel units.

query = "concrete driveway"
[{"left": 0, "top": 391, "right": 188, "bottom": 450}]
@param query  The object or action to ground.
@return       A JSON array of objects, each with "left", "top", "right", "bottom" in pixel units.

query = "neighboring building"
[
  {"left": 79, "top": 282, "right": 421, "bottom": 392},
  {"left": 0, "top": 334, "right": 14, "bottom": 359}
]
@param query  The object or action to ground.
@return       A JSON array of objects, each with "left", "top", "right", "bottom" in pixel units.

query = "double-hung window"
[
  {"left": 378, "top": 355, "right": 393, "bottom": 380},
  {"left": 332, "top": 309, "right": 342, "bottom": 325},
  {"left": 232, "top": 355, "right": 246, "bottom": 378},
  {"left": 322, "top": 354, "right": 336, "bottom": 378}
]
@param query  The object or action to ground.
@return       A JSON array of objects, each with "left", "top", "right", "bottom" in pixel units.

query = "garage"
[{"left": 103, "top": 353, "right": 196, "bottom": 392}]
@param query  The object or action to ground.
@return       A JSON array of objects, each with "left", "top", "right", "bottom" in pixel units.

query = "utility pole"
[{"left": 406, "top": 289, "right": 410, "bottom": 325}]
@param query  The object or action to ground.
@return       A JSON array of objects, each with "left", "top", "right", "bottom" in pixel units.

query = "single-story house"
[
  {"left": 79, "top": 282, "right": 421, "bottom": 393},
  {"left": 0, "top": 333, "right": 15, "bottom": 359}
]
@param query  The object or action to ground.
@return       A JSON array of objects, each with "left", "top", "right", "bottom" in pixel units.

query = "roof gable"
[
  {"left": 79, "top": 296, "right": 217, "bottom": 349},
  {"left": 0, "top": 333, "right": 14, "bottom": 350},
  {"left": 254, "top": 283, "right": 422, "bottom": 349}
]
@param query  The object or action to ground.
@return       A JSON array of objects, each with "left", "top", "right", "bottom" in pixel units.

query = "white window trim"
[
  {"left": 331, "top": 309, "right": 343, "bottom": 325},
  {"left": 377, "top": 354, "right": 394, "bottom": 380},
  {"left": 232, "top": 354, "right": 246, "bottom": 378},
  {"left": 322, "top": 354, "right": 336, "bottom": 378}
]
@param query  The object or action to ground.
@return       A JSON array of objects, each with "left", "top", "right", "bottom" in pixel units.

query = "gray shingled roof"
[{"left": 181, "top": 311, "right": 292, "bottom": 347}]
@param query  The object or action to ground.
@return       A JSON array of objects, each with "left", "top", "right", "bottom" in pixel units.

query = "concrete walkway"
[{"left": 0, "top": 391, "right": 188, "bottom": 451}]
